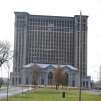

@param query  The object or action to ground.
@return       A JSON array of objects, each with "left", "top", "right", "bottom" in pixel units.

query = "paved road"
[
  {"left": 81, "top": 90, "right": 101, "bottom": 95},
  {"left": 0, "top": 87, "right": 31, "bottom": 99}
]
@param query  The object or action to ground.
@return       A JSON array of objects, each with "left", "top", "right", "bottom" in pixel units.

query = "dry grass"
[{"left": 16, "top": 85, "right": 86, "bottom": 90}]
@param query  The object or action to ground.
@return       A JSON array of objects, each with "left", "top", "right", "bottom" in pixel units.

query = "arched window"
[{"left": 48, "top": 72, "right": 53, "bottom": 85}]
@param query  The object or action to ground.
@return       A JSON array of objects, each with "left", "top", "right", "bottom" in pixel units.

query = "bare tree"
[
  {"left": 99, "top": 66, "right": 101, "bottom": 81},
  {"left": 0, "top": 77, "right": 3, "bottom": 88},
  {"left": 29, "top": 65, "right": 42, "bottom": 87},
  {"left": 0, "top": 41, "right": 12, "bottom": 67},
  {"left": 5, "top": 62, "right": 11, "bottom": 101},
  {"left": 0, "top": 40, "right": 14, "bottom": 101},
  {"left": 99, "top": 66, "right": 101, "bottom": 89}
]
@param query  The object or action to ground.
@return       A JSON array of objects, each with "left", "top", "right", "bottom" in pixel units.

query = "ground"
[{"left": 0, "top": 87, "right": 101, "bottom": 101}]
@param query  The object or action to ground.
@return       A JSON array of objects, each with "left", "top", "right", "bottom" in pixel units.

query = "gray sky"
[{"left": 0, "top": 0, "right": 101, "bottom": 81}]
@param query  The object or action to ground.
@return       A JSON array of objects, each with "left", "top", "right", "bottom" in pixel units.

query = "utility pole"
[
  {"left": 99, "top": 66, "right": 101, "bottom": 82},
  {"left": 78, "top": 11, "right": 82, "bottom": 101},
  {"left": 99, "top": 66, "right": 101, "bottom": 88}
]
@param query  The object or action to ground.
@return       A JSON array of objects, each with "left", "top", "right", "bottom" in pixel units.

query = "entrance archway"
[
  {"left": 41, "top": 79, "right": 44, "bottom": 85},
  {"left": 65, "top": 73, "right": 69, "bottom": 86},
  {"left": 12, "top": 77, "right": 14, "bottom": 85},
  {"left": 48, "top": 72, "right": 53, "bottom": 85},
  {"left": 72, "top": 80, "right": 75, "bottom": 87}
]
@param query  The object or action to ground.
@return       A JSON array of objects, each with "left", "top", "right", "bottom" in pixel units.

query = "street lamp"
[
  {"left": 95, "top": 71, "right": 99, "bottom": 81},
  {"left": 95, "top": 71, "right": 99, "bottom": 90}
]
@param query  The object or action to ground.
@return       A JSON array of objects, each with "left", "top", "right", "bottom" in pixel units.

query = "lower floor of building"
[{"left": 10, "top": 63, "right": 91, "bottom": 89}]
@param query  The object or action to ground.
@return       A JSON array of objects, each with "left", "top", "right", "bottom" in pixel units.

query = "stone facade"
[
  {"left": 10, "top": 12, "right": 91, "bottom": 89},
  {"left": 13, "top": 12, "right": 88, "bottom": 77},
  {"left": 11, "top": 63, "right": 79, "bottom": 87}
]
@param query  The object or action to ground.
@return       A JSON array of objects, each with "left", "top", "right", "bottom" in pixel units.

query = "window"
[
  {"left": 86, "top": 81, "right": 88, "bottom": 88},
  {"left": 17, "top": 16, "right": 19, "bottom": 19},
  {"left": 83, "top": 19, "right": 85, "bottom": 22},
  {"left": 83, "top": 81, "right": 85, "bottom": 87}
]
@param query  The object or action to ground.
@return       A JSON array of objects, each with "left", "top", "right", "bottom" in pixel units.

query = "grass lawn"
[{"left": 0, "top": 88, "right": 101, "bottom": 101}]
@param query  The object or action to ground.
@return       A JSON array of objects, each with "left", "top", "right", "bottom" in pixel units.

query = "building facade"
[
  {"left": 22, "top": 63, "right": 79, "bottom": 87},
  {"left": 10, "top": 12, "right": 90, "bottom": 88}
]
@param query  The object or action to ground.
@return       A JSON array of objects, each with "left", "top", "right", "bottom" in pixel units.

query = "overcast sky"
[{"left": 0, "top": 0, "right": 101, "bottom": 81}]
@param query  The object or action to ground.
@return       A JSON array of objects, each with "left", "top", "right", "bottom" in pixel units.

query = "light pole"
[
  {"left": 95, "top": 71, "right": 99, "bottom": 81},
  {"left": 99, "top": 66, "right": 101, "bottom": 89},
  {"left": 95, "top": 71, "right": 99, "bottom": 90},
  {"left": 78, "top": 11, "right": 82, "bottom": 101}
]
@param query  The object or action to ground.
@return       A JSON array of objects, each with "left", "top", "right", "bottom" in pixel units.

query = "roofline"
[
  {"left": 75, "top": 15, "right": 89, "bottom": 17},
  {"left": 23, "top": 63, "right": 78, "bottom": 71},
  {"left": 14, "top": 11, "right": 88, "bottom": 19}
]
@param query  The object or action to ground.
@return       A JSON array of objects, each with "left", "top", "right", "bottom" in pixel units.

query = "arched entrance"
[
  {"left": 16, "top": 77, "right": 17, "bottom": 85},
  {"left": 65, "top": 73, "right": 69, "bottom": 86},
  {"left": 72, "top": 80, "right": 75, "bottom": 87},
  {"left": 12, "top": 77, "right": 14, "bottom": 85},
  {"left": 19, "top": 78, "right": 21, "bottom": 84},
  {"left": 48, "top": 72, "right": 53, "bottom": 85},
  {"left": 41, "top": 79, "right": 44, "bottom": 85},
  {"left": 26, "top": 78, "right": 28, "bottom": 84}
]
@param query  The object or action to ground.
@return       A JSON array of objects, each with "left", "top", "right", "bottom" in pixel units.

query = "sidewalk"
[
  {"left": 0, "top": 87, "right": 32, "bottom": 99},
  {"left": 81, "top": 90, "right": 101, "bottom": 95},
  {"left": 0, "top": 87, "right": 7, "bottom": 90}
]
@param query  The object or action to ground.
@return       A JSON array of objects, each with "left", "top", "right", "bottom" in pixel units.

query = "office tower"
[{"left": 11, "top": 12, "right": 90, "bottom": 88}]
